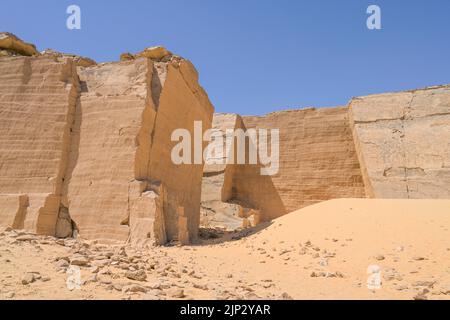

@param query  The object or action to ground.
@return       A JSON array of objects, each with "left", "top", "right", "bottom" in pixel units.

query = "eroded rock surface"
[
  {"left": 0, "top": 35, "right": 214, "bottom": 245},
  {"left": 349, "top": 85, "right": 450, "bottom": 199},
  {"left": 202, "top": 107, "right": 366, "bottom": 224},
  {"left": 0, "top": 32, "right": 39, "bottom": 56}
]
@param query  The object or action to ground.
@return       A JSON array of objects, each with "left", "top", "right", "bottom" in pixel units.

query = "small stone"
[
  {"left": 412, "top": 256, "right": 426, "bottom": 261},
  {"left": 147, "top": 281, "right": 162, "bottom": 290},
  {"left": 413, "top": 290, "right": 429, "bottom": 300},
  {"left": 122, "top": 284, "right": 147, "bottom": 294},
  {"left": 70, "top": 255, "right": 89, "bottom": 266},
  {"left": 5, "top": 292, "right": 15, "bottom": 299},
  {"left": 16, "top": 235, "right": 37, "bottom": 241},
  {"left": 375, "top": 255, "right": 385, "bottom": 261},
  {"left": 125, "top": 269, "right": 147, "bottom": 281},
  {"left": 113, "top": 284, "right": 123, "bottom": 291},
  {"left": 412, "top": 280, "right": 435, "bottom": 288},
  {"left": 193, "top": 283, "right": 208, "bottom": 290},
  {"left": 55, "top": 259, "right": 69, "bottom": 269},
  {"left": 21, "top": 273, "right": 35, "bottom": 285},
  {"left": 281, "top": 292, "right": 293, "bottom": 300},
  {"left": 168, "top": 289, "right": 185, "bottom": 298}
]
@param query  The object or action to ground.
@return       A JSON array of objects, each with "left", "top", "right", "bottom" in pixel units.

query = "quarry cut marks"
[{"left": 0, "top": 35, "right": 214, "bottom": 246}]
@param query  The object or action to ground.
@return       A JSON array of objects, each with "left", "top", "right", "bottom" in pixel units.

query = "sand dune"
[{"left": 1, "top": 199, "right": 449, "bottom": 300}]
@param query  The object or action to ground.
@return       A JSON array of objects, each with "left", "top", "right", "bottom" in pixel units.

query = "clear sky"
[{"left": 2, "top": 0, "right": 449, "bottom": 115}]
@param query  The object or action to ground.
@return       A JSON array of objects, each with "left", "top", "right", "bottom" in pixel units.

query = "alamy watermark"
[
  {"left": 66, "top": 265, "right": 82, "bottom": 290},
  {"left": 66, "top": 5, "right": 381, "bottom": 31},
  {"left": 171, "top": 121, "right": 280, "bottom": 176},
  {"left": 367, "top": 5, "right": 382, "bottom": 30},
  {"left": 367, "top": 265, "right": 382, "bottom": 290},
  {"left": 66, "top": 5, "right": 81, "bottom": 30}
]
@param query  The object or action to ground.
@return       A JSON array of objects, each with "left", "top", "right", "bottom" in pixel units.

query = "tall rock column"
[
  {"left": 64, "top": 55, "right": 213, "bottom": 244},
  {"left": 0, "top": 55, "right": 79, "bottom": 235}
]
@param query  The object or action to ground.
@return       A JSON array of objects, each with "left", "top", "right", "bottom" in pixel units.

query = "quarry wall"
[
  {"left": 0, "top": 34, "right": 214, "bottom": 244},
  {"left": 349, "top": 85, "right": 450, "bottom": 199},
  {"left": 1, "top": 33, "right": 449, "bottom": 240}
]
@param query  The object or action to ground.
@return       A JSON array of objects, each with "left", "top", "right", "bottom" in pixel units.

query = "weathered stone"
[
  {"left": 167, "top": 288, "right": 185, "bottom": 298},
  {"left": 122, "top": 284, "right": 147, "bottom": 293},
  {"left": 70, "top": 255, "right": 89, "bottom": 266},
  {"left": 120, "top": 52, "right": 135, "bottom": 61},
  {"left": 21, "top": 273, "right": 36, "bottom": 285},
  {"left": 136, "top": 46, "right": 172, "bottom": 60},
  {"left": 125, "top": 270, "right": 147, "bottom": 282},
  {"left": 0, "top": 32, "right": 38, "bottom": 56},
  {"left": 41, "top": 49, "right": 96, "bottom": 67},
  {"left": 374, "top": 254, "right": 385, "bottom": 261},
  {"left": 55, "top": 259, "right": 70, "bottom": 269},
  {"left": 16, "top": 235, "right": 37, "bottom": 241},
  {"left": 55, "top": 206, "right": 73, "bottom": 238}
]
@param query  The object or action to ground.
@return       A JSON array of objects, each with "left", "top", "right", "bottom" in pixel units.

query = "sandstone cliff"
[
  {"left": 201, "top": 108, "right": 367, "bottom": 228},
  {"left": 1, "top": 33, "right": 449, "bottom": 242},
  {"left": 349, "top": 85, "right": 450, "bottom": 199},
  {"left": 0, "top": 55, "right": 79, "bottom": 236},
  {"left": 0, "top": 34, "right": 214, "bottom": 245},
  {"left": 202, "top": 87, "right": 450, "bottom": 230}
]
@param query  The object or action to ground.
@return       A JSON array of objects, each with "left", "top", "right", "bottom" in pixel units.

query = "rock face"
[
  {"left": 349, "top": 85, "right": 450, "bottom": 199},
  {"left": 41, "top": 49, "right": 96, "bottom": 68},
  {"left": 239, "top": 107, "right": 366, "bottom": 215},
  {"left": 200, "top": 113, "right": 260, "bottom": 230},
  {"left": 0, "top": 33, "right": 449, "bottom": 241},
  {"left": 64, "top": 57, "right": 213, "bottom": 244},
  {"left": 202, "top": 107, "right": 366, "bottom": 225},
  {"left": 0, "top": 55, "right": 79, "bottom": 236},
  {"left": 0, "top": 37, "right": 214, "bottom": 244}
]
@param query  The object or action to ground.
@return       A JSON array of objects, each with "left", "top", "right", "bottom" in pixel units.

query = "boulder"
[
  {"left": 136, "top": 46, "right": 172, "bottom": 60},
  {"left": 0, "top": 32, "right": 38, "bottom": 56}
]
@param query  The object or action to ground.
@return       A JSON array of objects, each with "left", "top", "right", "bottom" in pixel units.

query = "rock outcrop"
[
  {"left": 201, "top": 108, "right": 366, "bottom": 227},
  {"left": 65, "top": 57, "right": 213, "bottom": 244},
  {"left": 0, "top": 32, "right": 39, "bottom": 56},
  {"left": 0, "top": 55, "right": 79, "bottom": 236},
  {"left": 0, "top": 34, "right": 214, "bottom": 245},
  {"left": 349, "top": 85, "right": 450, "bottom": 199},
  {"left": 202, "top": 86, "right": 450, "bottom": 230},
  {"left": 0, "top": 33, "right": 449, "bottom": 242},
  {"left": 41, "top": 49, "right": 97, "bottom": 68}
]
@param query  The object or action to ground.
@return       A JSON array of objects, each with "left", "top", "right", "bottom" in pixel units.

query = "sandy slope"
[{"left": 1, "top": 199, "right": 449, "bottom": 300}]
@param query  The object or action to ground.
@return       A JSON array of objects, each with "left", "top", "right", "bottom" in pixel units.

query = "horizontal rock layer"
[{"left": 0, "top": 53, "right": 214, "bottom": 244}]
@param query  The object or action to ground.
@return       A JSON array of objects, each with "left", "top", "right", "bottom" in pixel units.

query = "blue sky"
[{"left": 1, "top": 0, "right": 449, "bottom": 115}]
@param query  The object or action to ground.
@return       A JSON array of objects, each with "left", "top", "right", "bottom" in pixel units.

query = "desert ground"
[{"left": 1, "top": 198, "right": 449, "bottom": 300}]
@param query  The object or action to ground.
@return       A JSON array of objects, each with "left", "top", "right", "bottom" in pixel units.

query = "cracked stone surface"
[{"left": 349, "top": 85, "right": 450, "bottom": 199}]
